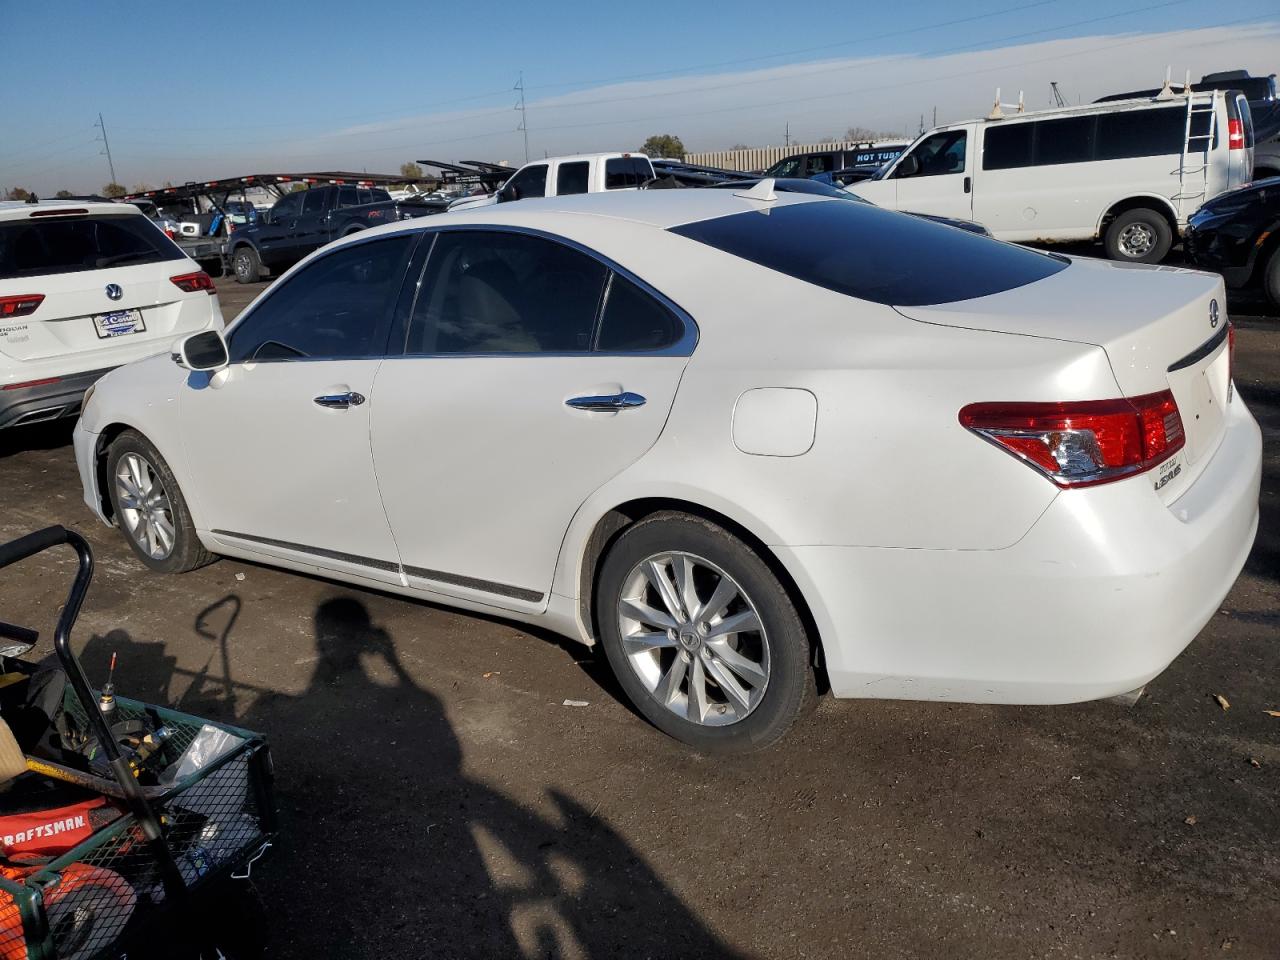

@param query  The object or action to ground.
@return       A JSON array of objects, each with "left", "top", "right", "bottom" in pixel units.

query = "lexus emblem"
[
  {"left": 105, "top": 283, "right": 123, "bottom": 301},
  {"left": 1208, "top": 298, "right": 1219, "bottom": 328}
]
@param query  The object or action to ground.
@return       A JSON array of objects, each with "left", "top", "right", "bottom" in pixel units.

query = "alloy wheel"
[
  {"left": 616, "top": 551, "right": 770, "bottom": 726},
  {"left": 1117, "top": 222, "right": 1154, "bottom": 258},
  {"left": 114, "top": 453, "right": 176, "bottom": 560}
]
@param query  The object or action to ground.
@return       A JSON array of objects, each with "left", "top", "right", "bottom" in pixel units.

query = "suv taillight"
[
  {"left": 0, "top": 294, "right": 44, "bottom": 318},
  {"left": 959, "top": 390, "right": 1186, "bottom": 488},
  {"left": 170, "top": 271, "right": 215, "bottom": 294},
  {"left": 1228, "top": 118, "right": 1245, "bottom": 150}
]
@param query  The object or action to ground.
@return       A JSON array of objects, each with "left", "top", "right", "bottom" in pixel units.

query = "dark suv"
[{"left": 762, "top": 144, "right": 907, "bottom": 183}]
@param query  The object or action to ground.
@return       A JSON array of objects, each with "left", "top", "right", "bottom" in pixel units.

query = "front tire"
[
  {"left": 596, "top": 512, "right": 815, "bottom": 753},
  {"left": 1104, "top": 208, "right": 1172, "bottom": 263},
  {"left": 232, "top": 245, "right": 261, "bottom": 284},
  {"left": 106, "top": 430, "right": 215, "bottom": 573}
]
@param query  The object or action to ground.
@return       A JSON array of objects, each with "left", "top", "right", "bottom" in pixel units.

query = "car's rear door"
[
  {"left": 181, "top": 233, "right": 419, "bottom": 584},
  {"left": 370, "top": 227, "right": 694, "bottom": 611}
]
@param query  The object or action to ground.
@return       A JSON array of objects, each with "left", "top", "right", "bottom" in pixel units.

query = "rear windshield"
[
  {"left": 669, "top": 199, "right": 1067, "bottom": 306},
  {"left": 0, "top": 213, "right": 184, "bottom": 280}
]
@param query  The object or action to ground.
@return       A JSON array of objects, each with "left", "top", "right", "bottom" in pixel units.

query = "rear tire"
[
  {"left": 1263, "top": 245, "right": 1280, "bottom": 309},
  {"left": 596, "top": 512, "right": 816, "bottom": 753},
  {"left": 106, "top": 430, "right": 215, "bottom": 574},
  {"left": 1104, "top": 208, "right": 1173, "bottom": 263},
  {"left": 232, "top": 245, "right": 261, "bottom": 284}
]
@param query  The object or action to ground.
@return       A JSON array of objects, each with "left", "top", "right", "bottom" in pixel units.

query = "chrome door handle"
[
  {"left": 566, "top": 391, "right": 646, "bottom": 412},
  {"left": 314, "top": 391, "right": 366, "bottom": 410}
]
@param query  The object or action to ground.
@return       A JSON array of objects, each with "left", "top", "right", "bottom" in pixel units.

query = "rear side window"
[
  {"left": 669, "top": 199, "right": 1067, "bottom": 307},
  {"left": 983, "top": 124, "right": 1033, "bottom": 170},
  {"left": 407, "top": 231, "right": 607, "bottom": 354},
  {"left": 369, "top": 188, "right": 391, "bottom": 203},
  {"left": 557, "top": 161, "right": 590, "bottom": 196},
  {"left": 604, "top": 157, "right": 653, "bottom": 189},
  {"left": 337, "top": 186, "right": 359, "bottom": 208},
  {"left": 0, "top": 214, "right": 184, "bottom": 280},
  {"left": 1096, "top": 107, "right": 1189, "bottom": 159},
  {"left": 1033, "top": 115, "right": 1095, "bottom": 166}
]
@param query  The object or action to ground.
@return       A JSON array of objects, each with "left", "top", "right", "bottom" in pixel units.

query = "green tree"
[
  {"left": 399, "top": 161, "right": 424, "bottom": 180},
  {"left": 55, "top": 189, "right": 74, "bottom": 199},
  {"left": 5, "top": 187, "right": 32, "bottom": 201},
  {"left": 640, "top": 134, "right": 684, "bottom": 159},
  {"left": 103, "top": 182, "right": 126, "bottom": 198}
]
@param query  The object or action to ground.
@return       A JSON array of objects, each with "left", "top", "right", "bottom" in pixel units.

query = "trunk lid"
[{"left": 895, "top": 256, "right": 1232, "bottom": 502}]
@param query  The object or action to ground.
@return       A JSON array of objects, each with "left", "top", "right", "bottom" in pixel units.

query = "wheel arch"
[
  {"left": 92, "top": 421, "right": 137, "bottom": 523},
  {"left": 570, "top": 497, "right": 830, "bottom": 692},
  {"left": 1096, "top": 195, "right": 1180, "bottom": 241}
]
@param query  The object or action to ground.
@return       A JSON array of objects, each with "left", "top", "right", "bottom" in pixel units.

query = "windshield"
[
  {"left": 0, "top": 213, "right": 184, "bottom": 280},
  {"left": 669, "top": 198, "right": 1067, "bottom": 306}
]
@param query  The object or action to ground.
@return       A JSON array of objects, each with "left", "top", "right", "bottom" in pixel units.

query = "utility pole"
[
  {"left": 94, "top": 112, "right": 118, "bottom": 186},
  {"left": 932, "top": 106, "right": 937, "bottom": 127},
  {"left": 1050, "top": 81, "right": 1066, "bottom": 107},
  {"left": 784, "top": 122, "right": 790, "bottom": 147},
  {"left": 514, "top": 73, "right": 529, "bottom": 164}
]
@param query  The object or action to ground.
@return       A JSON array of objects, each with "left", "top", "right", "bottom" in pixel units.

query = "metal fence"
[{"left": 683, "top": 141, "right": 903, "bottom": 173}]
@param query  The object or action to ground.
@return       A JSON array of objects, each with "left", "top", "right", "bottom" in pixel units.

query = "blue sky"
[{"left": 2, "top": 0, "right": 1277, "bottom": 192}]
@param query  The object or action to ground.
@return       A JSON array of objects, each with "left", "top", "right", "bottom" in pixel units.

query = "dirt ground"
[{"left": 0, "top": 271, "right": 1277, "bottom": 959}]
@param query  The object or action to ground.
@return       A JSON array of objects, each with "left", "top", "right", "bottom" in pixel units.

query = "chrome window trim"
[{"left": 392, "top": 222, "right": 699, "bottom": 359}]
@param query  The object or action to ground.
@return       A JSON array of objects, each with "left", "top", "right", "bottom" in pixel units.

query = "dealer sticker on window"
[{"left": 93, "top": 309, "right": 145, "bottom": 339}]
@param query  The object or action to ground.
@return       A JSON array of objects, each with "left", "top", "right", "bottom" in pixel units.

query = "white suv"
[{"left": 0, "top": 200, "right": 223, "bottom": 429}]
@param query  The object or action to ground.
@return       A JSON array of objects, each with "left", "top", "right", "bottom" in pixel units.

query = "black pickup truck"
[{"left": 227, "top": 184, "right": 447, "bottom": 283}]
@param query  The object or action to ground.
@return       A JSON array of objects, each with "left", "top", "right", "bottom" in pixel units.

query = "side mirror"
[
  {"left": 895, "top": 153, "right": 920, "bottom": 178},
  {"left": 173, "top": 329, "right": 229, "bottom": 371},
  {"left": 497, "top": 184, "right": 517, "bottom": 203}
]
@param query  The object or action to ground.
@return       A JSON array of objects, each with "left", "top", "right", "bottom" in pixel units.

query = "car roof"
[
  {"left": 0, "top": 199, "right": 143, "bottom": 221},
  {"left": 527, "top": 153, "right": 650, "bottom": 165}
]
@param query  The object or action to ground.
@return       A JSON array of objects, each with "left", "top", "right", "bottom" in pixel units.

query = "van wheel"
[
  {"left": 106, "top": 430, "right": 216, "bottom": 574},
  {"left": 595, "top": 511, "right": 816, "bottom": 754},
  {"left": 1264, "top": 246, "right": 1280, "bottom": 309},
  {"left": 1104, "top": 208, "right": 1172, "bottom": 263},
  {"left": 232, "top": 246, "right": 261, "bottom": 284}
]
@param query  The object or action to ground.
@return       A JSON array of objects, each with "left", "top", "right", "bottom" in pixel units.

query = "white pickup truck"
[{"left": 449, "top": 153, "right": 656, "bottom": 210}]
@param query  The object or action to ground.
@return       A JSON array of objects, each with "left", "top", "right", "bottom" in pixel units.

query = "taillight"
[
  {"left": 1228, "top": 118, "right": 1245, "bottom": 151},
  {"left": 959, "top": 390, "right": 1186, "bottom": 488},
  {"left": 0, "top": 294, "right": 44, "bottom": 318},
  {"left": 170, "top": 271, "right": 215, "bottom": 294}
]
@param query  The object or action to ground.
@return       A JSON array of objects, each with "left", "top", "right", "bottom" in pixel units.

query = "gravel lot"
[{"left": 0, "top": 271, "right": 1276, "bottom": 959}]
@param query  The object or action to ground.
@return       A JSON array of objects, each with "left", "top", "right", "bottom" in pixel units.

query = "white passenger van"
[{"left": 849, "top": 90, "right": 1254, "bottom": 262}]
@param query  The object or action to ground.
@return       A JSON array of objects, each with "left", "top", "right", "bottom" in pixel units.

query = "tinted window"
[
  {"left": 272, "top": 193, "right": 303, "bottom": 220},
  {"left": 983, "top": 123, "right": 1033, "bottom": 170},
  {"left": 669, "top": 199, "right": 1067, "bottom": 307},
  {"left": 407, "top": 231, "right": 607, "bottom": 354},
  {"left": 766, "top": 156, "right": 805, "bottom": 178},
  {"left": 604, "top": 157, "right": 652, "bottom": 189},
  {"left": 301, "top": 189, "right": 327, "bottom": 215},
  {"left": 0, "top": 213, "right": 184, "bottom": 280},
  {"left": 337, "top": 186, "right": 359, "bottom": 208},
  {"left": 804, "top": 154, "right": 835, "bottom": 176},
  {"left": 596, "top": 274, "right": 682, "bottom": 351},
  {"left": 1096, "top": 107, "right": 1185, "bottom": 160},
  {"left": 1034, "top": 115, "right": 1096, "bottom": 166},
  {"left": 227, "top": 235, "right": 414, "bottom": 362},
  {"left": 504, "top": 165, "right": 547, "bottom": 201},
  {"left": 557, "top": 161, "right": 590, "bottom": 196},
  {"left": 898, "top": 130, "right": 966, "bottom": 177},
  {"left": 370, "top": 188, "right": 391, "bottom": 203}
]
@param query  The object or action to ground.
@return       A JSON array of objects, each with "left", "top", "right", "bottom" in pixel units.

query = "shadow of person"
[{"left": 239, "top": 596, "right": 741, "bottom": 960}]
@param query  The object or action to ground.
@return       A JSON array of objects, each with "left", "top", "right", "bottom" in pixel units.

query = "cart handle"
[{"left": 0, "top": 526, "right": 72, "bottom": 571}]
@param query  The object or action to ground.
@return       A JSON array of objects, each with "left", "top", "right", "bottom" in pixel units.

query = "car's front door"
[
  {"left": 889, "top": 128, "right": 974, "bottom": 221},
  {"left": 254, "top": 191, "right": 302, "bottom": 269},
  {"left": 180, "top": 233, "right": 419, "bottom": 585},
  {"left": 370, "top": 228, "right": 694, "bottom": 609},
  {"left": 288, "top": 187, "right": 331, "bottom": 256}
]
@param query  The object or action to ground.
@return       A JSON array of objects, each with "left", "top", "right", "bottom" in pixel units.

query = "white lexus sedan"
[{"left": 72, "top": 188, "right": 1261, "bottom": 752}]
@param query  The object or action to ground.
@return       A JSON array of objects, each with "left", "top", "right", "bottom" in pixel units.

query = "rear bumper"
[
  {"left": 779, "top": 396, "right": 1262, "bottom": 704},
  {"left": 0, "top": 366, "right": 113, "bottom": 430}
]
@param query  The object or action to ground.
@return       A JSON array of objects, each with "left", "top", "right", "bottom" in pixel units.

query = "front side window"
[
  {"left": 337, "top": 186, "right": 359, "bottom": 208},
  {"left": 271, "top": 193, "right": 304, "bottom": 221},
  {"left": 897, "top": 130, "right": 967, "bottom": 177},
  {"left": 556, "top": 161, "right": 590, "bottom": 195},
  {"left": 301, "top": 189, "right": 327, "bottom": 216},
  {"left": 227, "top": 235, "right": 415, "bottom": 362},
  {"left": 407, "top": 231, "right": 607, "bottom": 354},
  {"left": 0, "top": 214, "right": 184, "bottom": 279},
  {"left": 504, "top": 165, "right": 548, "bottom": 201}
]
